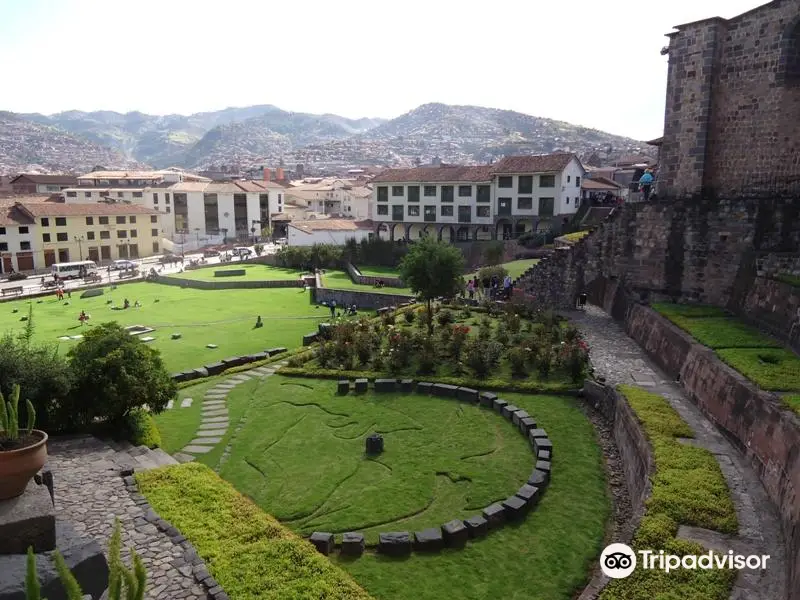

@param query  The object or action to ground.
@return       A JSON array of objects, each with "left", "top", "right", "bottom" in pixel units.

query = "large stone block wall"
[
  {"left": 346, "top": 263, "right": 405, "bottom": 288},
  {"left": 622, "top": 302, "right": 800, "bottom": 600},
  {"left": 312, "top": 287, "right": 414, "bottom": 310},
  {"left": 742, "top": 276, "right": 800, "bottom": 352},
  {"left": 155, "top": 275, "right": 304, "bottom": 290},
  {"left": 660, "top": 1, "right": 800, "bottom": 198}
]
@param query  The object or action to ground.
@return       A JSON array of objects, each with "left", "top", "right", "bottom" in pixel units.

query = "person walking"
[
  {"left": 329, "top": 299, "right": 337, "bottom": 319},
  {"left": 503, "top": 274, "right": 512, "bottom": 300},
  {"left": 639, "top": 169, "right": 655, "bottom": 201},
  {"left": 467, "top": 279, "right": 475, "bottom": 300},
  {"left": 481, "top": 275, "right": 490, "bottom": 299}
]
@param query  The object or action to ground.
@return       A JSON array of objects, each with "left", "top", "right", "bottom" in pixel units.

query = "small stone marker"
[
  {"left": 140, "top": 336, "right": 155, "bottom": 342},
  {"left": 366, "top": 433, "right": 384, "bottom": 455},
  {"left": 171, "top": 333, "right": 182, "bottom": 340},
  {"left": 482, "top": 503, "right": 506, "bottom": 529},
  {"left": 463, "top": 515, "right": 488, "bottom": 538},
  {"left": 180, "top": 398, "right": 193, "bottom": 408},
  {"left": 309, "top": 532, "right": 334, "bottom": 555},
  {"left": 502, "top": 495, "right": 527, "bottom": 520},
  {"left": 378, "top": 532, "right": 411, "bottom": 557},
  {"left": 337, "top": 380, "right": 349, "bottom": 395},
  {"left": 441, "top": 519, "right": 468, "bottom": 548},
  {"left": 354, "top": 378, "right": 368, "bottom": 393},
  {"left": 206, "top": 344, "right": 218, "bottom": 349},
  {"left": 414, "top": 528, "right": 444, "bottom": 552},
  {"left": 166, "top": 400, "right": 174, "bottom": 410},
  {"left": 341, "top": 532, "right": 365, "bottom": 557}
]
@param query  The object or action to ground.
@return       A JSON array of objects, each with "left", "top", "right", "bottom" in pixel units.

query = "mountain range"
[{"left": 0, "top": 103, "right": 649, "bottom": 174}]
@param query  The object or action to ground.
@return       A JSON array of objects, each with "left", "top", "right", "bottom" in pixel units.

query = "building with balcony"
[
  {"left": 370, "top": 153, "right": 585, "bottom": 241},
  {"left": 284, "top": 179, "right": 373, "bottom": 220}
]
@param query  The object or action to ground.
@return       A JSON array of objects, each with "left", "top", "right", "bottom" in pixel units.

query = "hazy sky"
[{"left": 0, "top": 0, "right": 765, "bottom": 140}]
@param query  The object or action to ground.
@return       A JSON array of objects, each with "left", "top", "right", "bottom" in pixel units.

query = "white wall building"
[
  {"left": 370, "top": 153, "right": 585, "bottom": 241},
  {"left": 285, "top": 179, "right": 372, "bottom": 220},
  {"left": 287, "top": 219, "right": 373, "bottom": 246}
]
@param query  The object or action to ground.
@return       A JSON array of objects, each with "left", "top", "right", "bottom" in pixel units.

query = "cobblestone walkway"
[
  {"left": 47, "top": 437, "right": 207, "bottom": 600},
  {"left": 569, "top": 305, "right": 788, "bottom": 600}
]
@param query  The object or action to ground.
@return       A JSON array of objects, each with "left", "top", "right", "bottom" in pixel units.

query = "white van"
[
  {"left": 51, "top": 260, "right": 99, "bottom": 279},
  {"left": 232, "top": 247, "right": 252, "bottom": 258}
]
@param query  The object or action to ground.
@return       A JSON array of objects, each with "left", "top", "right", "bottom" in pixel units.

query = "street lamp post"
[{"left": 74, "top": 235, "right": 85, "bottom": 261}]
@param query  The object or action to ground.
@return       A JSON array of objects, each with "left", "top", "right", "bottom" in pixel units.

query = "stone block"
[
  {"left": 538, "top": 450, "right": 551, "bottom": 461},
  {"left": 534, "top": 437, "right": 553, "bottom": 458},
  {"left": 416, "top": 382, "right": 433, "bottom": 395},
  {"left": 441, "top": 519, "right": 468, "bottom": 549},
  {"left": 511, "top": 410, "right": 529, "bottom": 427},
  {"left": 193, "top": 367, "right": 209, "bottom": 379},
  {"left": 0, "top": 481, "right": 56, "bottom": 554},
  {"left": 479, "top": 392, "right": 497, "bottom": 408},
  {"left": 337, "top": 380, "right": 350, "bottom": 395},
  {"left": 248, "top": 352, "right": 268, "bottom": 361},
  {"left": 502, "top": 495, "right": 527, "bottom": 520},
  {"left": 378, "top": 532, "right": 411, "bottom": 557},
  {"left": 375, "top": 379, "right": 397, "bottom": 393},
  {"left": 266, "top": 347, "right": 287, "bottom": 356},
  {"left": 535, "top": 460, "right": 551, "bottom": 482},
  {"left": 493, "top": 398, "right": 508, "bottom": 413},
  {"left": 528, "top": 428, "right": 548, "bottom": 442},
  {"left": 482, "top": 503, "right": 506, "bottom": 529},
  {"left": 341, "top": 532, "right": 364, "bottom": 557},
  {"left": 182, "top": 370, "right": 198, "bottom": 381},
  {"left": 354, "top": 378, "right": 368, "bottom": 394},
  {"left": 501, "top": 404, "right": 519, "bottom": 420},
  {"left": 171, "top": 333, "right": 182, "bottom": 340},
  {"left": 302, "top": 333, "right": 319, "bottom": 346},
  {"left": 456, "top": 387, "right": 479, "bottom": 403},
  {"left": 222, "top": 356, "right": 247, "bottom": 367},
  {"left": 515, "top": 484, "right": 541, "bottom": 509},
  {"left": 432, "top": 383, "right": 459, "bottom": 398},
  {"left": 309, "top": 532, "right": 334, "bottom": 555},
  {"left": 204, "top": 362, "right": 226, "bottom": 376},
  {"left": 413, "top": 528, "right": 443, "bottom": 552},
  {"left": 463, "top": 515, "right": 488, "bottom": 538},
  {"left": 518, "top": 417, "right": 537, "bottom": 434},
  {"left": 172, "top": 372, "right": 187, "bottom": 382},
  {"left": 400, "top": 379, "right": 415, "bottom": 393}
]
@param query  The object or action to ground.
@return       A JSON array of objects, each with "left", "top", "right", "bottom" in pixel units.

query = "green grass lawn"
[
  {"left": 153, "top": 378, "right": 218, "bottom": 453},
  {"left": 172, "top": 264, "right": 307, "bottom": 282},
  {"left": 776, "top": 274, "right": 800, "bottom": 288},
  {"left": 196, "top": 375, "right": 607, "bottom": 600},
  {"left": 0, "top": 283, "right": 333, "bottom": 373},
  {"left": 716, "top": 348, "right": 800, "bottom": 392},
  {"left": 466, "top": 259, "right": 540, "bottom": 281},
  {"left": 355, "top": 265, "right": 402, "bottom": 278},
  {"left": 321, "top": 271, "right": 415, "bottom": 296},
  {"left": 666, "top": 316, "right": 783, "bottom": 349}
]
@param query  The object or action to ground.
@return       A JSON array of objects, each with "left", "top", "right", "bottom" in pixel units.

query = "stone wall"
[
  {"left": 622, "top": 302, "right": 800, "bottom": 600},
  {"left": 741, "top": 276, "right": 800, "bottom": 352},
  {"left": 346, "top": 263, "right": 405, "bottom": 288},
  {"left": 660, "top": 1, "right": 800, "bottom": 198},
  {"left": 155, "top": 275, "right": 304, "bottom": 290},
  {"left": 312, "top": 287, "right": 414, "bottom": 310}
]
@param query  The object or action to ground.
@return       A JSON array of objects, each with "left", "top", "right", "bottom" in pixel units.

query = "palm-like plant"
[{"left": 0, "top": 384, "right": 36, "bottom": 443}]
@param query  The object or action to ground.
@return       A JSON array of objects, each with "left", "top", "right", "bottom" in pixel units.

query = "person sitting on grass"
[
  {"left": 124, "top": 298, "right": 130, "bottom": 309},
  {"left": 255, "top": 315, "right": 263, "bottom": 329},
  {"left": 134, "top": 300, "right": 141, "bottom": 308}
]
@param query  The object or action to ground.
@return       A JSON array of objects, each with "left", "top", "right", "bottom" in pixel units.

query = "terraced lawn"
[
  {"left": 172, "top": 264, "right": 307, "bottom": 282},
  {"left": 321, "top": 270, "right": 415, "bottom": 296},
  {"left": 466, "top": 259, "right": 540, "bottom": 281},
  {"left": 354, "top": 265, "right": 403, "bottom": 278}
]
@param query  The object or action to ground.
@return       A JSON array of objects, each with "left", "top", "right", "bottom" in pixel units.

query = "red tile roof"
[
  {"left": 0, "top": 204, "right": 34, "bottom": 226},
  {"left": 490, "top": 153, "right": 577, "bottom": 174},
  {"left": 372, "top": 166, "right": 494, "bottom": 183},
  {"left": 11, "top": 174, "right": 78, "bottom": 185},
  {"left": 18, "top": 202, "right": 161, "bottom": 218},
  {"left": 289, "top": 219, "right": 373, "bottom": 233}
]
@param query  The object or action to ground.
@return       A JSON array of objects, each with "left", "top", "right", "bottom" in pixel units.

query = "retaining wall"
[
  {"left": 154, "top": 275, "right": 305, "bottom": 290},
  {"left": 312, "top": 286, "right": 414, "bottom": 310},
  {"left": 346, "top": 263, "right": 405, "bottom": 288}
]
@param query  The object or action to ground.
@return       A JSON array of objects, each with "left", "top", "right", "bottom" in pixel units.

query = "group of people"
[
  {"left": 326, "top": 300, "right": 358, "bottom": 318},
  {"left": 465, "top": 274, "right": 514, "bottom": 301}
]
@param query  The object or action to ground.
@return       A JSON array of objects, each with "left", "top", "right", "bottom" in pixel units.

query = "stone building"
[{"left": 659, "top": 0, "right": 800, "bottom": 198}]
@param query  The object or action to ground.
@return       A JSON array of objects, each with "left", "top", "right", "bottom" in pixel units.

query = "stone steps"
[{"left": 98, "top": 438, "right": 178, "bottom": 472}]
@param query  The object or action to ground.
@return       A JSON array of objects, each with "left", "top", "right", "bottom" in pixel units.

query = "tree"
[
  {"left": 398, "top": 236, "right": 465, "bottom": 334},
  {"left": 483, "top": 241, "right": 504, "bottom": 266},
  {"left": 67, "top": 323, "right": 176, "bottom": 426}
]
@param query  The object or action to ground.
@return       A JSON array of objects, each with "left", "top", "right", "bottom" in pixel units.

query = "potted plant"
[{"left": 0, "top": 384, "right": 48, "bottom": 500}]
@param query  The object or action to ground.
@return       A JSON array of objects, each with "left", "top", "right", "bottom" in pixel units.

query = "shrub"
[
  {"left": 505, "top": 312, "right": 522, "bottom": 334},
  {"left": 404, "top": 310, "right": 415, "bottom": 324},
  {"left": 386, "top": 329, "right": 414, "bottom": 373},
  {"left": 381, "top": 311, "right": 396, "bottom": 326},
  {"left": 123, "top": 409, "right": 162, "bottom": 448},
  {"left": 436, "top": 309, "right": 454, "bottom": 327},
  {"left": 416, "top": 334, "right": 438, "bottom": 375},
  {"left": 66, "top": 323, "right": 176, "bottom": 428},
  {"left": 460, "top": 306, "right": 472, "bottom": 320},
  {"left": 354, "top": 332, "right": 373, "bottom": 366},
  {"left": 450, "top": 324, "right": 470, "bottom": 360},
  {"left": 495, "top": 322, "right": 510, "bottom": 346},
  {"left": 557, "top": 337, "right": 590, "bottom": 383},
  {"left": 477, "top": 265, "right": 508, "bottom": 283},
  {"left": 463, "top": 338, "right": 503, "bottom": 378},
  {"left": 535, "top": 345, "right": 554, "bottom": 379},
  {"left": 507, "top": 347, "right": 529, "bottom": 378}
]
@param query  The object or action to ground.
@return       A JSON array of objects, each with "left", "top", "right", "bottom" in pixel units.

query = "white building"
[
  {"left": 284, "top": 179, "right": 372, "bottom": 220},
  {"left": 287, "top": 219, "right": 373, "bottom": 246},
  {"left": 370, "top": 153, "right": 585, "bottom": 241}
]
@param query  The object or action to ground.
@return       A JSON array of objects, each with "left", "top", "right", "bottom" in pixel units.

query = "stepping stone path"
[
  {"left": 179, "top": 361, "right": 287, "bottom": 459},
  {"left": 180, "top": 398, "right": 193, "bottom": 408}
]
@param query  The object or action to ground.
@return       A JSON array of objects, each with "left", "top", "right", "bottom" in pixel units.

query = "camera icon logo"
[{"left": 600, "top": 543, "right": 637, "bottom": 579}]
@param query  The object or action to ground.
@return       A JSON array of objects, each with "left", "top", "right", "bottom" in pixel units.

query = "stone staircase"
[{"left": 101, "top": 438, "right": 179, "bottom": 472}]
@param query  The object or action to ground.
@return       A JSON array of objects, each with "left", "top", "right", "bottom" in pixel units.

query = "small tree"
[
  {"left": 67, "top": 323, "right": 176, "bottom": 427},
  {"left": 398, "top": 237, "right": 465, "bottom": 334},
  {"left": 483, "top": 241, "right": 504, "bottom": 266}
]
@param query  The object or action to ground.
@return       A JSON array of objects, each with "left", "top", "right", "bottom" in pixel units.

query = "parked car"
[
  {"left": 7, "top": 272, "right": 27, "bottom": 281},
  {"left": 159, "top": 254, "right": 183, "bottom": 265},
  {"left": 231, "top": 247, "right": 252, "bottom": 258},
  {"left": 111, "top": 260, "right": 138, "bottom": 271},
  {"left": 203, "top": 249, "right": 220, "bottom": 257}
]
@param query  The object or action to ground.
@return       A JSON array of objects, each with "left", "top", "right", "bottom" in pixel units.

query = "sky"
[{"left": 0, "top": 0, "right": 767, "bottom": 141}]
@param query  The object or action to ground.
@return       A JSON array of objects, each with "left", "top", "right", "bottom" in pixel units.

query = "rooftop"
[
  {"left": 372, "top": 165, "right": 494, "bottom": 183},
  {"left": 582, "top": 177, "right": 623, "bottom": 191},
  {"left": 17, "top": 202, "right": 162, "bottom": 218},
  {"left": 11, "top": 174, "right": 78, "bottom": 185},
  {"left": 490, "top": 153, "right": 577, "bottom": 174},
  {"left": 0, "top": 204, "right": 35, "bottom": 227},
  {"left": 289, "top": 219, "right": 372, "bottom": 233}
]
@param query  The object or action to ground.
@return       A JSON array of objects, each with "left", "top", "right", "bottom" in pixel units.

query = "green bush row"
[
  {"left": 601, "top": 386, "right": 738, "bottom": 599},
  {"left": 136, "top": 463, "right": 372, "bottom": 600},
  {"left": 275, "top": 366, "right": 579, "bottom": 394},
  {"left": 124, "top": 409, "right": 162, "bottom": 449}
]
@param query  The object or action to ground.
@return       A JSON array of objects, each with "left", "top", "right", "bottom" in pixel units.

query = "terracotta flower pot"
[{"left": 0, "top": 430, "right": 48, "bottom": 500}]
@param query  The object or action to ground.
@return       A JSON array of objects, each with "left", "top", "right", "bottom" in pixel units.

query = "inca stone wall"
[{"left": 659, "top": 0, "right": 800, "bottom": 198}]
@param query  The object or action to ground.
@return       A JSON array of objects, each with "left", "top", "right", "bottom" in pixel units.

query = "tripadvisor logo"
[{"left": 600, "top": 543, "right": 770, "bottom": 579}]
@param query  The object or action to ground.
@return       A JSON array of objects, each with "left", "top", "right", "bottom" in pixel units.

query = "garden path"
[{"left": 570, "top": 305, "right": 787, "bottom": 600}]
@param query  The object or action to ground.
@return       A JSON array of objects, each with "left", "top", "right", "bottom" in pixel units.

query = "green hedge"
[
  {"left": 136, "top": 463, "right": 371, "bottom": 600},
  {"left": 716, "top": 347, "right": 800, "bottom": 391},
  {"left": 125, "top": 409, "right": 162, "bottom": 448},
  {"left": 600, "top": 386, "right": 738, "bottom": 600},
  {"left": 275, "top": 366, "right": 579, "bottom": 394}
]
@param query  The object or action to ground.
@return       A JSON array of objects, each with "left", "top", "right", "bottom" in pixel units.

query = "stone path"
[
  {"left": 47, "top": 437, "right": 206, "bottom": 600},
  {"left": 570, "top": 305, "right": 788, "bottom": 600},
  {"left": 176, "top": 362, "right": 285, "bottom": 461}
]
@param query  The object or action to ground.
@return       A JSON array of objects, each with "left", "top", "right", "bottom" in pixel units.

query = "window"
[
  {"left": 99, "top": 216, "right": 109, "bottom": 225},
  {"left": 458, "top": 206, "right": 471, "bottom": 223},
  {"left": 87, "top": 231, "right": 95, "bottom": 240},
  {"left": 377, "top": 187, "right": 388, "bottom": 202},
  {"left": 477, "top": 206, "right": 491, "bottom": 218},
  {"left": 0, "top": 227, "right": 5, "bottom": 235},
  {"left": 565, "top": 197, "right": 570, "bottom": 205},
  {"left": 66, "top": 191, "right": 77, "bottom": 198},
  {"left": 458, "top": 185, "right": 472, "bottom": 197},
  {"left": 148, "top": 215, "right": 156, "bottom": 223},
  {"left": 129, "top": 216, "right": 136, "bottom": 223},
  {"left": 498, "top": 197, "right": 512, "bottom": 216},
  {"left": 56, "top": 232, "right": 68, "bottom": 242},
  {"left": 165, "top": 194, "right": 170, "bottom": 204},
  {"left": 41, "top": 218, "right": 49, "bottom": 227},
  {"left": 518, "top": 176, "right": 533, "bottom": 194},
  {"left": 392, "top": 186, "right": 404, "bottom": 197},
  {"left": 84, "top": 191, "right": 92, "bottom": 198},
  {"left": 153, "top": 242, "right": 160, "bottom": 253},
  {"left": 101, "top": 246, "right": 111, "bottom": 259},
  {"left": 166, "top": 207, "right": 171, "bottom": 213},
  {"left": 117, "top": 230, "right": 127, "bottom": 239},
  {"left": 441, "top": 185, "right": 454, "bottom": 202},
  {"left": 567, "top": 175, "right": 571, "bottom": 183},
  {"left": 20, "top": 241, "right": 31, "bottom": 250},
  {"left": 153, "top": 193, "right": 159, "bottom": 204},
  {"left": 540, "top": 175, "right": 555, "bottom": 188},
  {"left": 477, "top": 185, "right": 490, "bottom": 203},
  {"left": 407, "top": 205, "right": 420, "bottom": 217},
  {"left": 42, "top": 233, "right": 51, "bottom": 243},
  {"left": 117, "top": 192, "right": 124, "bottom": 198},
  {"left": 85, "top": 217, "right": 93, "bottom": 225},
  {"left": 53, "top": 218, "right": 65, "bottom": 227},
  {"left": 99, "top": 191, "right": 109, "bottom": 198},
  {"left": 132, "top": 192, "right": 142, "bottom": 198},
  {"left": 498, "top": 176, "right": 512, "bottom": 188},
  {"left": 518, "top": 197, "right": 533, "bottom": 210},
  {"left": 440, "top": 205, "right": 453, "bottom": 217},
  {"left": 407, "top": 186, "right": 420, "bottom": 202},
  {"left": 0, "top": 243, "right": 6, "bottom": 251},
  {"left": 130, "top": 229, "right": 137, "bottom": 238},
  {"left": 377, "top": 205, "right": 388, "bottom": 215},
  {"left": 575, "top": 176, "right": 581, "bottom": 188},
  {"left": 538, "top": 197, "right": 555, "bottom": 217},
  {"left": 18, "top": 226, "right": 29, "bottom": 234},
  {"left": 392, "top": 205, "right": 404, "bottom": 221},
  {"left": 100, "top": 231, "right": 110, "bottom": 240},
  {"left": 116, "top": 216, "right": 125, "bottom": 224},
  {"left": 424, "top": 185, "right": 437, "bottom": 197},
  {"left": 151, "top": 228, "right": 158, "bottom": 237}
]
